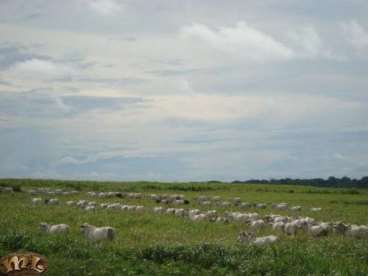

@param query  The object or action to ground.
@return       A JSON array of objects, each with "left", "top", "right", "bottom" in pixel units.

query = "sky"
[{"left": 0, "top": 0, "right": 367, "bottom": 181}]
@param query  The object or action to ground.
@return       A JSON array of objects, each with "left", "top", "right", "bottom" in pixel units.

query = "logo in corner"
[{"left": 0, "top": 252, "right": 48, "bottom": 275}]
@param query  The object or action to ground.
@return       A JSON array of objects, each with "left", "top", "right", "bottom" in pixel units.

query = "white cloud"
[
  {"left": 150, "top": 94, "right": 266, "bottom": 121},
  {"left": 180, "top": 22, "right": 294, "bottom": 62},
  {"left": 342, "top": 21, "right": 368, "bottom": 51},
  {"left": 116, "top": 92, "right": 364, "bottom": 130},
  {"left": 86, "top": 0, "right": 123, "bottom": 16},
  {"left": 9, "top": 58, "right": 76, "bottom": 80},
  {"left": 288, "top": 26, "right": 324, "bottom": 57},
  {"left": 58, "top": 149, "right": 156, "bottom": 165}
]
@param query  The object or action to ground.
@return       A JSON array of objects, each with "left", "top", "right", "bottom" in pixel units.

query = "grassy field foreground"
[{"left": 0, "top": 179, "right": 368, "bottom": 275}]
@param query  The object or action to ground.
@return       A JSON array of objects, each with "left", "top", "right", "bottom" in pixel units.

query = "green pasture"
[{"left": 0, "top": 179, "right": 368, "bottom": 275}]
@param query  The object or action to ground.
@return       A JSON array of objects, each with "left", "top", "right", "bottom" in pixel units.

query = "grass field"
[{"left": 1, "top": 179, "right": 368, "bottom": 275}]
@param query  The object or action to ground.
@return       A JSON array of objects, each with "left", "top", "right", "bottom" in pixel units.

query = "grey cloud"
[
  {"left": 0, "top": 43, "right": 50, "bottom": 70},
  {"left": 1, "top": 0, "right": 367, "bottom": 36},
  {"left": 76, "top": 77, "right": 148, "bottom": 86},
  {"left": 0, "top": 91, "right": 147, "bottom": 118},
  {"left": 0, "top": 80, "right": 13, "bottom": 86},
  {"left": 61, "top": 95, "right": 145, "bottom": 112},
  {"left": 145, "top": 68, "right": 204, "bottom": 77},
  {"left": 50, "top": 155, "right": 186, "bottom": 181},
  {"left": 181, "top": 59, "right": 368, "bottom": 102}
]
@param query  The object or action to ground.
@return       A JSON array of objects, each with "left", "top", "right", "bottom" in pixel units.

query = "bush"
[{"left": 0, "top": 232, "right": 36, "bottom": 251}]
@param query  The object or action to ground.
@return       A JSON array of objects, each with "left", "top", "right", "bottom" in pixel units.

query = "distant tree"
[{"left": 227, "top": 176, "right": 368, "bottom": 188}]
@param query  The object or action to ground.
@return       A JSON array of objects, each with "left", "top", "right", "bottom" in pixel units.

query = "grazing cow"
[
  {"left": 66, "top": 200, "right": 75, "bottom": 206},
  {"left": 174, "top": 208, "right": 186, "bottom": 217},
  {"left": 215, "top": 216, "right": 230, "bottom": 223},
  {"left": 212, "top": 196, "right": 221, "bottom": 201},
  {"left": 84, "top": 205, "right": 96, "bottom": 211},
  {"left": 256, "top": 203, "right": 267, "bottom": 209},
  {"left": 238, "top": 232, "right": 278, "bottom": 246},
  {"left": 135, "top": 206, "right": 144, "bottom": 211},
  {"left": 233, "top": 197, "right": 242, "bottom": 205},
  {"left": 190, "top": 214, "right": 207, "bottom": 221},
  {"left": 284, "top": 221, "right": 298, "bottom": 236},
  {"left": 273, "top": 203, "right": 288, "bottom": 210},
  {"left": 309, "top": 223, "right": 331, "bottom": 237},
  {"left": 153, "top": 207, "right": 165, "bottom": 214},
  {"left": 44, "top": 198, "right": 59, "bottom": 205},
  {"left": 272, "top": 222, "right": 285, "bottom": 232},
  {"left": 40, "top": 223, "right": 69, "bottom": 234},
  {"left": 333, "top": 222, "right": 349, "bottom": 235},
  {"left": 106, "top": 203, "right": 121, "bottom": 209},
  {"left": 239, "top": 202, "right": 251, "bottom": 209},
  {"left": 346, "top": 225, "right": 368, "bottom": 238},
  {"left": 80, "top": 223, "right": 116, "bottom": 241},
  {"left": 32, "top": 198, "right": 42, "bottom": 205},
  {"left": 221, "top": 201, "right": 231, "bottom": 207},
  {"left": 290, "top": 206, "right": 302, "bottom": 211},
  {"left": 250, "top": 219, "right": 265, "bottom": 230},
  {"left": 166, "top": 208, "right": 176, "bottom": 215}
]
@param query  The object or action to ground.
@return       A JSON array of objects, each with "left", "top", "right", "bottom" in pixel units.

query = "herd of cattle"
[{"left": 2, "top": 186, "right": 368, "bottom": 246}]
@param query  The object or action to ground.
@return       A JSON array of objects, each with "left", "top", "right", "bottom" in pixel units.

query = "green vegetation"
[{"left": 1, "top": 179, "right": 368, "bottom": 275}]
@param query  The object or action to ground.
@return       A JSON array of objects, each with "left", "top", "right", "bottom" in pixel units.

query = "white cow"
[
  {"left": 80, "top": 223, "right": 116, "bottom": 241},
  {"left": 238, "top": 232, "right": 278, "bottom": 246},
  {"left": 40, "top": 223, "right": 69, "bottom": 234},
  {"left": 309, "top": 222, "right": 331, "bottom": 237},
  {"left": 32, "top": 198, "right": 42, "bottom": 205},
  {"left": 272, "top": 222, "right": 285, "bottom": 232},
  {"left": 153, "top": 207, "right": 165, "bottom": 214},
  {"left": 347, "top": 225, "right": 368, "bottom": 238},
  {"left": 250, "top": 219, "right": 265, "bottom": 230},
  {"left": 45, "top": 198, "right": 59, "bottom": 205}
]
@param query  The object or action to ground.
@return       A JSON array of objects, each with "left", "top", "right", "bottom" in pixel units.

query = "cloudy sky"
[{"left": 0, "top": 0, "right": 367, "bottom": 181}]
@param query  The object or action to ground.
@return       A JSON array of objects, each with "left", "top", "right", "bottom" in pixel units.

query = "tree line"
[{"left": 230, "top": 176, "right": 368, "bottom": 188}]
